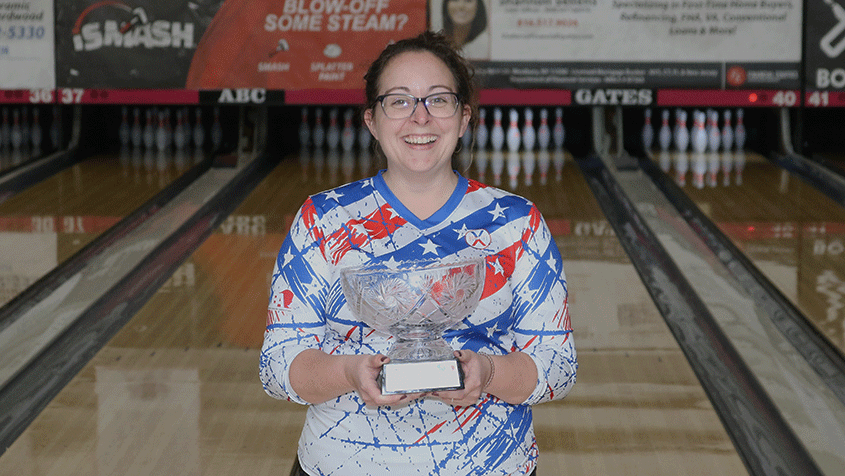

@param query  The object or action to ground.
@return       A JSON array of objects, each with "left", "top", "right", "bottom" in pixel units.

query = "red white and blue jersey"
[{"left": 260, "top": 171, "right": 576, "bottom": 476}]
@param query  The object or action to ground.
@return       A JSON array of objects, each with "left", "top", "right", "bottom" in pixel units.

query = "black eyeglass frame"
[{"left": 374, "top": 92, "right": 462, "bottom": 119}]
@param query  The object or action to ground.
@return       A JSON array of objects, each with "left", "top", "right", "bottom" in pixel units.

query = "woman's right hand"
[{"left": 345, "top": 354, "right": 425, "bottom": 407}]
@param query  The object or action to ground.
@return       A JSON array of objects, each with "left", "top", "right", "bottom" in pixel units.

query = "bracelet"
[{"left": 480, "top": 353, "right": 495, "bottom": 390}]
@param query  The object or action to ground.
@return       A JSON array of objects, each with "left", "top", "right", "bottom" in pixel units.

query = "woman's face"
[
  {"left": 364, "top": 51, "right": 470, "bottom": 179},
  {"left": 447, "top": 0, "right": 477, "bottom": 27}
]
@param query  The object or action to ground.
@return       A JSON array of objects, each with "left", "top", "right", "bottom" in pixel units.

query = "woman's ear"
[
  {"left": 459, "top": 104, "right": 471, "bottom": 138},
  {"left": 364, "top": 108, "right": 378, "bottom": 141}
]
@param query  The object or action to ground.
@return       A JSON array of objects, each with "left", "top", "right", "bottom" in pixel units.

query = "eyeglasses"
[{"left": 375, "top": 92, "right": 461, "bottom": 119}]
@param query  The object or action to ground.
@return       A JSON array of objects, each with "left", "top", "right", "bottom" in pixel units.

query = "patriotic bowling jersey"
[{"left": 260, "top": 171, "right": 576, "bottom": 476}]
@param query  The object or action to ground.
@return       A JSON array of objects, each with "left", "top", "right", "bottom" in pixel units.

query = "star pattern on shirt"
[
  {"left": 454, "top": 223, "right": 469, "bottom": 239},
  {"left": 325, "top": 189, "right": 343, "bottom": 201},
  {"left": 486, "top": 322, "right": 500, "bottom": 338},
  {"left": 419, "top": 239, "right": 440, "bottom": 256},
  {"left": 282, "top": 248, "right": 295, "bottom": 268},
  {"left": 545, "top": 254, "right": 557, "bottom": 272},
  {"left": 491, "top": 257, "right": 505, "bottom": 276},
  {"left": 489, "top": 203, "right": 508, "bottom": 221}
]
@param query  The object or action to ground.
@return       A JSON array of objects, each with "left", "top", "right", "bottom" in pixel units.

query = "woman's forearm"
[{"left": 484, "top": 351, "right": 538, "bottom": 405}]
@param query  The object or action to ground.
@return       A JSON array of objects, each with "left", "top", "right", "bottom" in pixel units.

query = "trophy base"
[{"left": 379, "top": 358, "right": 464, "bottom": 395}]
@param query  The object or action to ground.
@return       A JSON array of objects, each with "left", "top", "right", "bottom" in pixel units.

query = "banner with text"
[
  {"left": 432, "top": 0, "right": 802, "bottom": 90},
  {"left": 806, "top": 0, "right": 845, "bottom": 94},
  {"left": 185, "top": 0, "right": 426, "bottom": 90},
  {"left": 56, "top": 0, "right": 223, "bottom": 88},
  {"left": 0, "top": 0, "right": 54, "bottom": 89}
]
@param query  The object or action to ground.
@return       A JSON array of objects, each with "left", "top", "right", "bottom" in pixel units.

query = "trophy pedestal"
[
  {"left": 381, "top": 358, "right": 464, "bottom": 395},
  {"left": 380, "top": 336, "right": 464, "bottom": 394}
]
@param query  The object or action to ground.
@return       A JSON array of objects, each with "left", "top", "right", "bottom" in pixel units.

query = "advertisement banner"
[
  {"left": 0, "top": 0, "right": 55, "bottom": 89},
  {"left": 806, "top": 0, "right": 845, "bottom": 93},
  {"left": 185, "top": 0, "right": 427, "bottom": 90},
  {"left": 56, "top": 0, "right": 425, "bottom": 90},
  {"left": 55, "top": 0, "right": 222, "bottom": 89},
  {"left": 432, "top": 0, "right": 802, "bottom": 89}
]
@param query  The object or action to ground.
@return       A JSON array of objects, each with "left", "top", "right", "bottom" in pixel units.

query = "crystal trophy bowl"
[{"left": 340, "top": 259, "right": 485, "bottom": 394}]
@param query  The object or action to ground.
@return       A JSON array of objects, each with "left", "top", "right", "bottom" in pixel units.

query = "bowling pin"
[
  {"left": 50, "top": 106, "right": 61, "bottom": 150},
  {"left": 491, "top": 108, "right": 504, "bottom": 151},
  {"left": 674, "top": 110, "right": 689, "bottom": 152},
  {"left": 552, "top": 149, "right": 565, "bottom": 182},
  {"left": 734, "top": 151, "right": 745, "bottom": 185},
  {"left": 707, "top": 109, "right": 720, "bottom": 152},
  {"left": 299, "top": 107, "right": 310, "bottom": 148},
  {"left": 156, "top": 111, "right": 169, "bottom": 152},
  {"left": 721, "top": 151, "right": 734, "bottom": 186},
  {"left": 553, "top": 107, "right": 564, "bottom": 149},
  {"left": 642, "top": 108, "right": 653, "bottom": 152},
  {"left": 341, "top": 108, "right": 355, "bottom": 152},
  {"left": 537, "top": 149, "right": 550, "bottom": 185},
  {"left": 674, "top": 151, "right": 688, "bottom": 186},
  {"left": 10, "top": 109, "right": 22, "bottom": 150},
  {"left": 506, "top": 108, "right": 520, "bottom": 153},
  {"left": 475, "top": 149, "right": 489, "bottom": 180},
  {"left": 658, "top": 150, "right": 671, "bottom": 173},
  {"left": 707, "top": 152, "right": 720, "bottom": 187},
  {"left": 131, "top": 107, "right": 142, "bottom": 149},
  {"left": 691, "top": 110, "right": 707, "bottom": 153},
  {"left": 211, "top": 107, "right": 223, "bottom": 150},
  {"left": 523, "top": 150, "right": 536, "bottom": 186},
  {"left": 20, "top": 107, "right": 29, "bottom": 148},
  {"left": 476, "top": 108, "right": 489, "bottom": 150},
  {"left": 691, "top": 152, "right": 706, "bottom": 189},
  {"left": 734, "top": 108, "right": 746, "bottom": 150},
  {"left": 721, "top": 109, "right": 733, "bottom": 151},
  {"left": 312, "top": 108, "right": 325, "bottom": 149},
  {"left": 537, "top": 108, "right": 550, "bottom": 151},
  {"left": 174, "top": 109, "right": 187, "bottom": 150},
  {"left": 522, "top": 108, "right": 536, "bottom": 151},
  {"left": 119, "top": 106, "right": 130, "bottom": 147},
  {"left": 193, "top": 108, "right": 205, "bottom": 149},
  {"left": 326, "top": 107, "right": 340, "bottom": 150},
  {"left": 658, "top": 109, "right": 671, "bottom": 151},
  {"left": 358, "top": 124, "right": 372, "bottom": 151},
  {"left": 1, "top": 108, "right": 9, "bottom": 149},
  {"left": 30, "top": 108, "right": 42, "bottom": 151},
  {"left": 491, "top": 150, "right": 504, "bottom": 186},
  {"left": 507, "top": 151, "right": 520, "bottom": 189},
  {"left": 327, "top": 148, "right": 340, "bottom": 184},
  {"left": 144, "top": 109, "right": 155, "bottom": 150},
  {"left": 341, "top": 150, "right": 355, "bottom": 182},
  {"left": 461, "top": 123, "right": 472, "bottom": 151}
]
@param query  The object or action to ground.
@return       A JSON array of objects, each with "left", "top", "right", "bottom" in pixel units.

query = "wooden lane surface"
[
  {"left": 0, "top": 150, "right": 746, "bottom": 475},
  {"left": 660, "top": 151, "right": 845, "bottom": 355},
  {"left": 0, "top": 148, "right": 200, "bottom": 308}
]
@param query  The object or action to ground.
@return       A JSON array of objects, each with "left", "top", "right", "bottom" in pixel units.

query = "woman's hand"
[
  {"left": 430, "top": 350, "right": 491, "bottom": 407},
  {"left": 344, "top": 354, "right": 425, "bottom": 407}
]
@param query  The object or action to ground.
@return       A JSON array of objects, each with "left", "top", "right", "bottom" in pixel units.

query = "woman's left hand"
[{"left": 431, "top": 350, "right": 492, "bottom": 407}]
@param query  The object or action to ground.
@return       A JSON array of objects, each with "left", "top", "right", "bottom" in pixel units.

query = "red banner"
[{"left": 185, "top": 0, "right": 426, "bottom": 90}]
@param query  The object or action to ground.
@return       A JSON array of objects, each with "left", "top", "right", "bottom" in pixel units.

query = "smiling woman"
[
  {"left": 259, "top": 31, "right": 576, "bottom": 476},
  {"left": 435, "top": 0, "right": 490, "bottom": 58}
]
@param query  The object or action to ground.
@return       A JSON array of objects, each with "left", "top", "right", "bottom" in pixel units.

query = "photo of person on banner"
[
  {"left": 429, "top": 0, "right": 490, "bottom": 59},
  {"left": 260, "top": 31, "right": 575, "bottom": 476}
]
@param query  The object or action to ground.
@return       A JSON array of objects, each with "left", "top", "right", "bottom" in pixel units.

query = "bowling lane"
[
  {"left": 0, "top": 144, "right": 747, "bottom": 475},
  {"left": 0, "top": 147, "right": 202, "bottom": 308},
  {"left": 654, "top": 150, "right": 845, "bottom": 355}
]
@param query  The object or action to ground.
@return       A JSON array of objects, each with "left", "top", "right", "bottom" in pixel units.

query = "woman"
[
  {"left": 260, "top": 31, "right": 576, "bottom": 475},
  {"left": 441, "top": 0, "right": 489, "bottom": 58}
]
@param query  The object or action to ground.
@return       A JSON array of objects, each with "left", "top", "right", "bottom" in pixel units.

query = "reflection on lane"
[
  {"left": 655, "top": 151, "right": 845, "bottom": 354},
  {"left": 0, "top": 148, "right": 203, "bottom": 308}
]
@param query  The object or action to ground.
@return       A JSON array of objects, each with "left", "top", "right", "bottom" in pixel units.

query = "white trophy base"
[{"left": 380, "top": 359, "right": 464, "bottom": 395}]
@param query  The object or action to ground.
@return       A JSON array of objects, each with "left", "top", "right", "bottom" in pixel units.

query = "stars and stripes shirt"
[{"left": 260, "top": 171, "right": 576, "bottom": 476}]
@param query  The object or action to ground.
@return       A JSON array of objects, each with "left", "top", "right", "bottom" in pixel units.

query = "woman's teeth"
[{"left": 405, "top": 135, "right": 436, "bottom": 144}]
